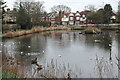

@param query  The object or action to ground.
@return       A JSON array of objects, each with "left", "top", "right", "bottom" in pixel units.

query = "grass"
[
  {"left": 2, "top": 25, "right": 120, "bottom": 38},
  {"left": 67, "top": 26, "right": 87, "bottom": 29},
  {"left": 1, "top": 70, "right": 19, "bottom": 78},
  {"left": 101, "top": 26, "right": 120, "bottom": 30}
]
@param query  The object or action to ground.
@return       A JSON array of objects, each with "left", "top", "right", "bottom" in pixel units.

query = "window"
[
  {"left": 76, "top": 17, "right": 80, "bottom": 20},
  {"left": 70, "top": 17, "right": 73, "bottom": 20},
  {"left": 75, "top": 21, "right": 80, "bottom": 25},
  {"left": 51, "top": 18, "right": 55, "bottom": 20},
  {"left": 80, "top": 18, "right": 83, "bottom": 21},
  {"left": 64, "top": 15, "right": 66, "bottom": 18},
  {"left": 69, "top": 21, "right": 74, "bottom": 25},
  {"left": 82, "top": 15, "right": 85, "bottom": 17}
]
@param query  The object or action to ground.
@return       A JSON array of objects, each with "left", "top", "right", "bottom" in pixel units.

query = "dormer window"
[
  {"left": 75, "top": 13, "right": 80, "bottom": 16},
  {"left": 69, "top": 13, "right": 74, "bottom": 16}
]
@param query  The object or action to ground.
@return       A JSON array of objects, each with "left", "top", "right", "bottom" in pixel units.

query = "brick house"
[
  {"left": 44, "top": 11, "right": 87, "bottom": 26},
  {"left": 43, "top": 12, "right": 58, "bottom": 26},
  {"left": 3, "top": 8, "right": 17, "bottom": 23},
  {"left": 61, "top": 11, "right": 87, "bottom": 26},
  {"left": 111, "top": 13, "right": 117, "bottom": 23}
]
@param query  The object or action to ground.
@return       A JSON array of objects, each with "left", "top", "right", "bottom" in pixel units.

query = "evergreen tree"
[
  {"left": 103, "top": 4, "right": 112, "bottom": 24},
  {"left": 16, "top": 3, "right": 31, "bottom": 29}
]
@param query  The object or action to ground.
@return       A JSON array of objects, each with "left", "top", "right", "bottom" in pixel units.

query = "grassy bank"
[
  {"left": 2, "top": 26, "right": 70, "bottom": 38},
  {"left": 101, "top": 26, "right": 120, "bottom": 30},
  {"left": 2, "top": 26, "right": 120, "bottom": 38}
]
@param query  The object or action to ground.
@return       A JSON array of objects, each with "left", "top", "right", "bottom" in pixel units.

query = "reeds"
[
  {"left": 95, "top": 55, "right": 118, "bottom": 78},
  {"left": 2, "top": 27, "right": 70, "bottom": 38},
  {"left": 33, "top": 59, "right": 77, "bottom": 78}
]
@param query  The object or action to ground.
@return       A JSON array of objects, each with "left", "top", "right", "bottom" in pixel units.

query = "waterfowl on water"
[
  {"left": 58, "top": 54, "right": 61, "bottom": 57},
  {"left": 109, "top": 44, "right": 112, "bottom": 47},
  {"left": 35, "top": 63, "right": 42, "bottom": 70},
  {"left": 28, "top": 46, "right": 31, "bottom": 48},
  {"left": 8, "top": 57, "right": 14, "bottom": 60},
  {"left": 94, "top": 40, "right": 101, "bottom": 43}
]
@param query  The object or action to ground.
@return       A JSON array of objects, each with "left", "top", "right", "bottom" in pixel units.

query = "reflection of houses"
[
  {"left": 3, "top": 8, "right": 17, "bottom": 23},
  {"left": 44, "top": 11, "right": 87, "bottom": 26}
]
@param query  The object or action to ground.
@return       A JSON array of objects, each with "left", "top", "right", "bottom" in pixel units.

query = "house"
[
  {"left": 44, "top": 11, "right": 87, "bottom": 26},
  {"left": 111, "top": 13, "right": 117, "bottom": 23},
  {"left": 3, "top": 8, "right": 17, "bottom": 23},
  {"left": 61, "top": 13, "right": 69, "bottom": 26},
  {"left": 43, "top": 12, "right": 58, "bottom": 26},
  {"left": 62, "top": 11, "right": 86, "bottom": 26}
]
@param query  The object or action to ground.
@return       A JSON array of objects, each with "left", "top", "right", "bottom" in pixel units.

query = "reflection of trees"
[
  {"left": 50, "top": 31, "right": 72, "bottom": 49},
  {"left": 31, "top": 36, "right": 47, "bottom": 53},
  {"left": 54, "top": 32, "right": 62, "bottom": 41},
  {"left": 118, "top": 33, "right": 120, "bottom": 60},
  {"left": 2, "top": 35, "right": 48, "bottom": 78},
  {"left": 15, "top": 35, "right": 47, "bottom": 54},
  {"left": 100, "top": 32, "right": 112, "bottom": 50},
  {"left": 15, "top": 38, "right": 31, "bottom": 53},
  {"left": 84, "top": 32, "right": 112, "bottom": 51}
]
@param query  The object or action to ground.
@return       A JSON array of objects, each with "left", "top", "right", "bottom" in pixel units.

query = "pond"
[{"left": 1, "top": 30, "right": 118, "bottom": 78}]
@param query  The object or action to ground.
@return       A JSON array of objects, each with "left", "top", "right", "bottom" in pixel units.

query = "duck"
[
  {"left": 43, "top": 50, "right": 45, "bottom": 53},
  {"left": 94, "top": 40, "right": 101, "bottom": 43},
  {"left": 9, "top": 57, "right": 14, "bottom": 60},
  {"left": 31, "top": 58, "right": 37, "bottom": 64},
  {"left": 35, "top": 63, "right": 43, "bottom": 71},
  {"left": 20, "top": 52, "right": 24, "bottom": 56},
  {"left": 28, "top": 46, "right": 31, "bottom": 48},
  {"left": 109, "top": 44, "right": 112, "bottom": 47},
  {"left": 79, "top": 32, "right": 82, "bottom": 34},
  {"left": 58, "top": 54, "right": 61, "bottom": 57}
]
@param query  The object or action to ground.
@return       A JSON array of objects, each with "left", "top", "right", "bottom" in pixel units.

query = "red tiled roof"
[{"left": 112, "top": 13, "right": 117, "bottom": 16}]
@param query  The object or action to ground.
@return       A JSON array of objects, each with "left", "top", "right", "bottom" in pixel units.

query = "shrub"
[{"left": 32, "top": 21, "right": 50, "bottom": 27}]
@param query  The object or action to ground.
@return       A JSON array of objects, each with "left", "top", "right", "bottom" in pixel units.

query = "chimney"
[
  {"left": 76, "top": 11, "right": 79, "bottom": 13},
  {"left": 62, "top": 11, "right": 64, "bottom": 14},
  {"left": 59, "top": 11, "right": 62, "bottom": 16},
  {"left": 7, "top": 8, "right": 10, "bottom": 11}
]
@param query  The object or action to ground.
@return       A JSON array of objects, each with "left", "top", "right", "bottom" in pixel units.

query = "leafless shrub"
[{"left": 95, "top": 55, "right": 118, "bottom": 78}]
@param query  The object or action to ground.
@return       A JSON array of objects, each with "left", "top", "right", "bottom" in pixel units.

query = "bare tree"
[
  {"left": 14, "top": 0, "right": 45, "bottom": 21},
  {"left": 84, "top": 4, "right": 97, "bottom": 12},
  {"left": 51, "top": 5, "right": 71, "bottom": 13},
  {"left": 0, "top": 0, "right": 7, "bottom": 20}
]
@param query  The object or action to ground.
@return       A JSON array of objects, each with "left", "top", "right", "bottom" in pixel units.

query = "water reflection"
[{"left": 2, "top": 31, "right": 118, "bottom": 78}]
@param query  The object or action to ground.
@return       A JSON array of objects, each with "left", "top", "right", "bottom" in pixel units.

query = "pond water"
[{"left": 2, "top": 30, "right": 118, "bottom": 78}]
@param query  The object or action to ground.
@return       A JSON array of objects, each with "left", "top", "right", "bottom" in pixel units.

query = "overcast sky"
[{"left": 4, "top": 0, "right": 119, "bottom": 12}]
